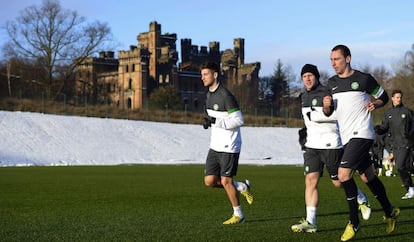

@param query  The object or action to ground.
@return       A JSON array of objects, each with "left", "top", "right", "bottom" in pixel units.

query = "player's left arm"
[
  {"left": 214, "top": 108, "right": 244, "bottom": 130},
  {"left": 406, "top": 109, "right": 414, "bottom": 140},
  {"left": 213, "top": 94, "right": 244, "bottom": 130},
  {"left": 365, "top": 76, "right": 389, "bottom": 112},
  {"left": 366, "top": 92, "right": 388, "bottom": 111}
]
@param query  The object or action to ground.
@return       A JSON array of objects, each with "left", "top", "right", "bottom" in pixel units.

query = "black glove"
[
  {"left": 203, "top": 116, "right": 216, "bottom": 129},
  {"left": 374, "top": 125, "right": 386, "bottom": 135},
  {"left": 298, "top": 127, "right": 307, "bottom": 150}
]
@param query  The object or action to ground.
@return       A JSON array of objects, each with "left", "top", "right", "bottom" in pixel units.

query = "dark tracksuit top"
[{"left": 380, "top": 104, "right": 414, "bottom": 149}]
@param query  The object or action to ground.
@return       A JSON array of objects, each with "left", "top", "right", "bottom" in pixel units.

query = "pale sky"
[{"left": 1, "top": 0, "right": 413, "bottom": 78}]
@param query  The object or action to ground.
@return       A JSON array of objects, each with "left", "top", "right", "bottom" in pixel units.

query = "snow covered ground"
[{"left": 0, "top": 111, "right": 303, "bottom": 166}]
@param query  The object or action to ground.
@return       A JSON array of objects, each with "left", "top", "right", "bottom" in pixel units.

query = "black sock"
[
  {"left": 342, "top": 179, "right": 359, "bottom": 227},
  {"left": 366, "top": 176, "right": 393, "bottom": 216}
]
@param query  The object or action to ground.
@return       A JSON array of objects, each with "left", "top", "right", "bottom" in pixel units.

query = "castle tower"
[
  {"left": 137, "top": 21, "right": 161, "bottom": 80},
  {"left": 209, "top": 41, "right": 221, "bottom": 65},
  {"left": 233, "top": 38, "right": 245, "bottom": 67},
  {"left": 181, "top": 39, "right": 192, "bottom": 63}
]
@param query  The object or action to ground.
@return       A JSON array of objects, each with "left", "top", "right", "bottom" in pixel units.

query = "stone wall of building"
[{"left": 75, "top": 51, "right": 118, "bottom": 105}]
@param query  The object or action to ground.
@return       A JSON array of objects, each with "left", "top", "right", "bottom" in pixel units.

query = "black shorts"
[
  {"left": 205, "top": 149, "right": 239, "bottom": 177},
  {"left": 303, "top": 148, "right": 343, "bottom": 180},
  {"left": 341, "top": 138, "right": 373, "bottom": 173}
]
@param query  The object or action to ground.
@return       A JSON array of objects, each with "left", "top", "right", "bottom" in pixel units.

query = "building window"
[
  {"left": 159, "top": 74, "right": 163, "bottom": 84},
  {"left": 165, "top": 74, "right": 169, "bottom": 83},
  {"left": 126, "top": 65, "right": 129, "bottom": 73},
  {"left": 132, "top": 64, "right": 135, "bottom": 72},
  {"left": 129, "top": 78, "right": 133, "bottom": 89}
]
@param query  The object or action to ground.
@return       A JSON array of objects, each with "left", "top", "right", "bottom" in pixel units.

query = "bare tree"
[
  {"left": 359, "top": 64, "right": 391, "bottom": 83},
  {"left": 3, "top": 0, "right": 113, "bottom": 98},
  {"left": 387, "top": 43, "right": 414, "bottom": 107}
]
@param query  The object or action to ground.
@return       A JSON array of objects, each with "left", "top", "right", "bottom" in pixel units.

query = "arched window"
[{"left": 127, "top": 98, "right": 132, "bottom": 109}]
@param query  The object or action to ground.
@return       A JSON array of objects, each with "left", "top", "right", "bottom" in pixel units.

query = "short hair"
[
  {"left": 392, "top": 89, "right": 403, "bottom": 97},
  {"left": 332, "top": 44, "right": 351, "bottom": 58},
  {"left": 200, "top": 62, "right": 219, "bottom": 73}
]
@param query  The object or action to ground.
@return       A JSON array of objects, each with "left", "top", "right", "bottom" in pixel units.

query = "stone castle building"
[{"left": 75, "top": 21, "right": 260, "bottom": 111}]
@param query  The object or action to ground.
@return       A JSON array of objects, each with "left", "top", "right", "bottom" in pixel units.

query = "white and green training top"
[
  {"left": 205, "top": 83, "right": 244, "bottom": 153},
  {"left": 327, "top": 70, "right": 387, "bottom": 145}
]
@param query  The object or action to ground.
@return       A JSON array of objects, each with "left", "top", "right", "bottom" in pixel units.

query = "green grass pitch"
[{"left": 0, "top": 165, "right": 413, "bottom": 241}]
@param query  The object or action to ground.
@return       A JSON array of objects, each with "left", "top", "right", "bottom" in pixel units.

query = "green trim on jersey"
[
  {"left": 228, "top": 108, "right": 240, "bottom": 114},
  {"left": 371, "top": 85, "right": 381, "bottom": 97}
]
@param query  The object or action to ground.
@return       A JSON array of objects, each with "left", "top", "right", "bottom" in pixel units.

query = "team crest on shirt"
[
  {"left": 213, "top": 104, "right": 219, "bottom": 110},
  {"left": 312, "top": 98, "right": 318, "bottom": 106},
  {"left": 402, "top": 114, "right": 406, "bottom": 119},
  {"left": 351, "top": 82, "right": 359, "bottom": 90}
]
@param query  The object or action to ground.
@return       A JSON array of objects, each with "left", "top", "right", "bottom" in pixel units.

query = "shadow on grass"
[
  {"left": 246, "top": 215, "right": 301, "bottom": 223},
  {"left": 355, "top": 230, "right": 414, "bottom": 241}
]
